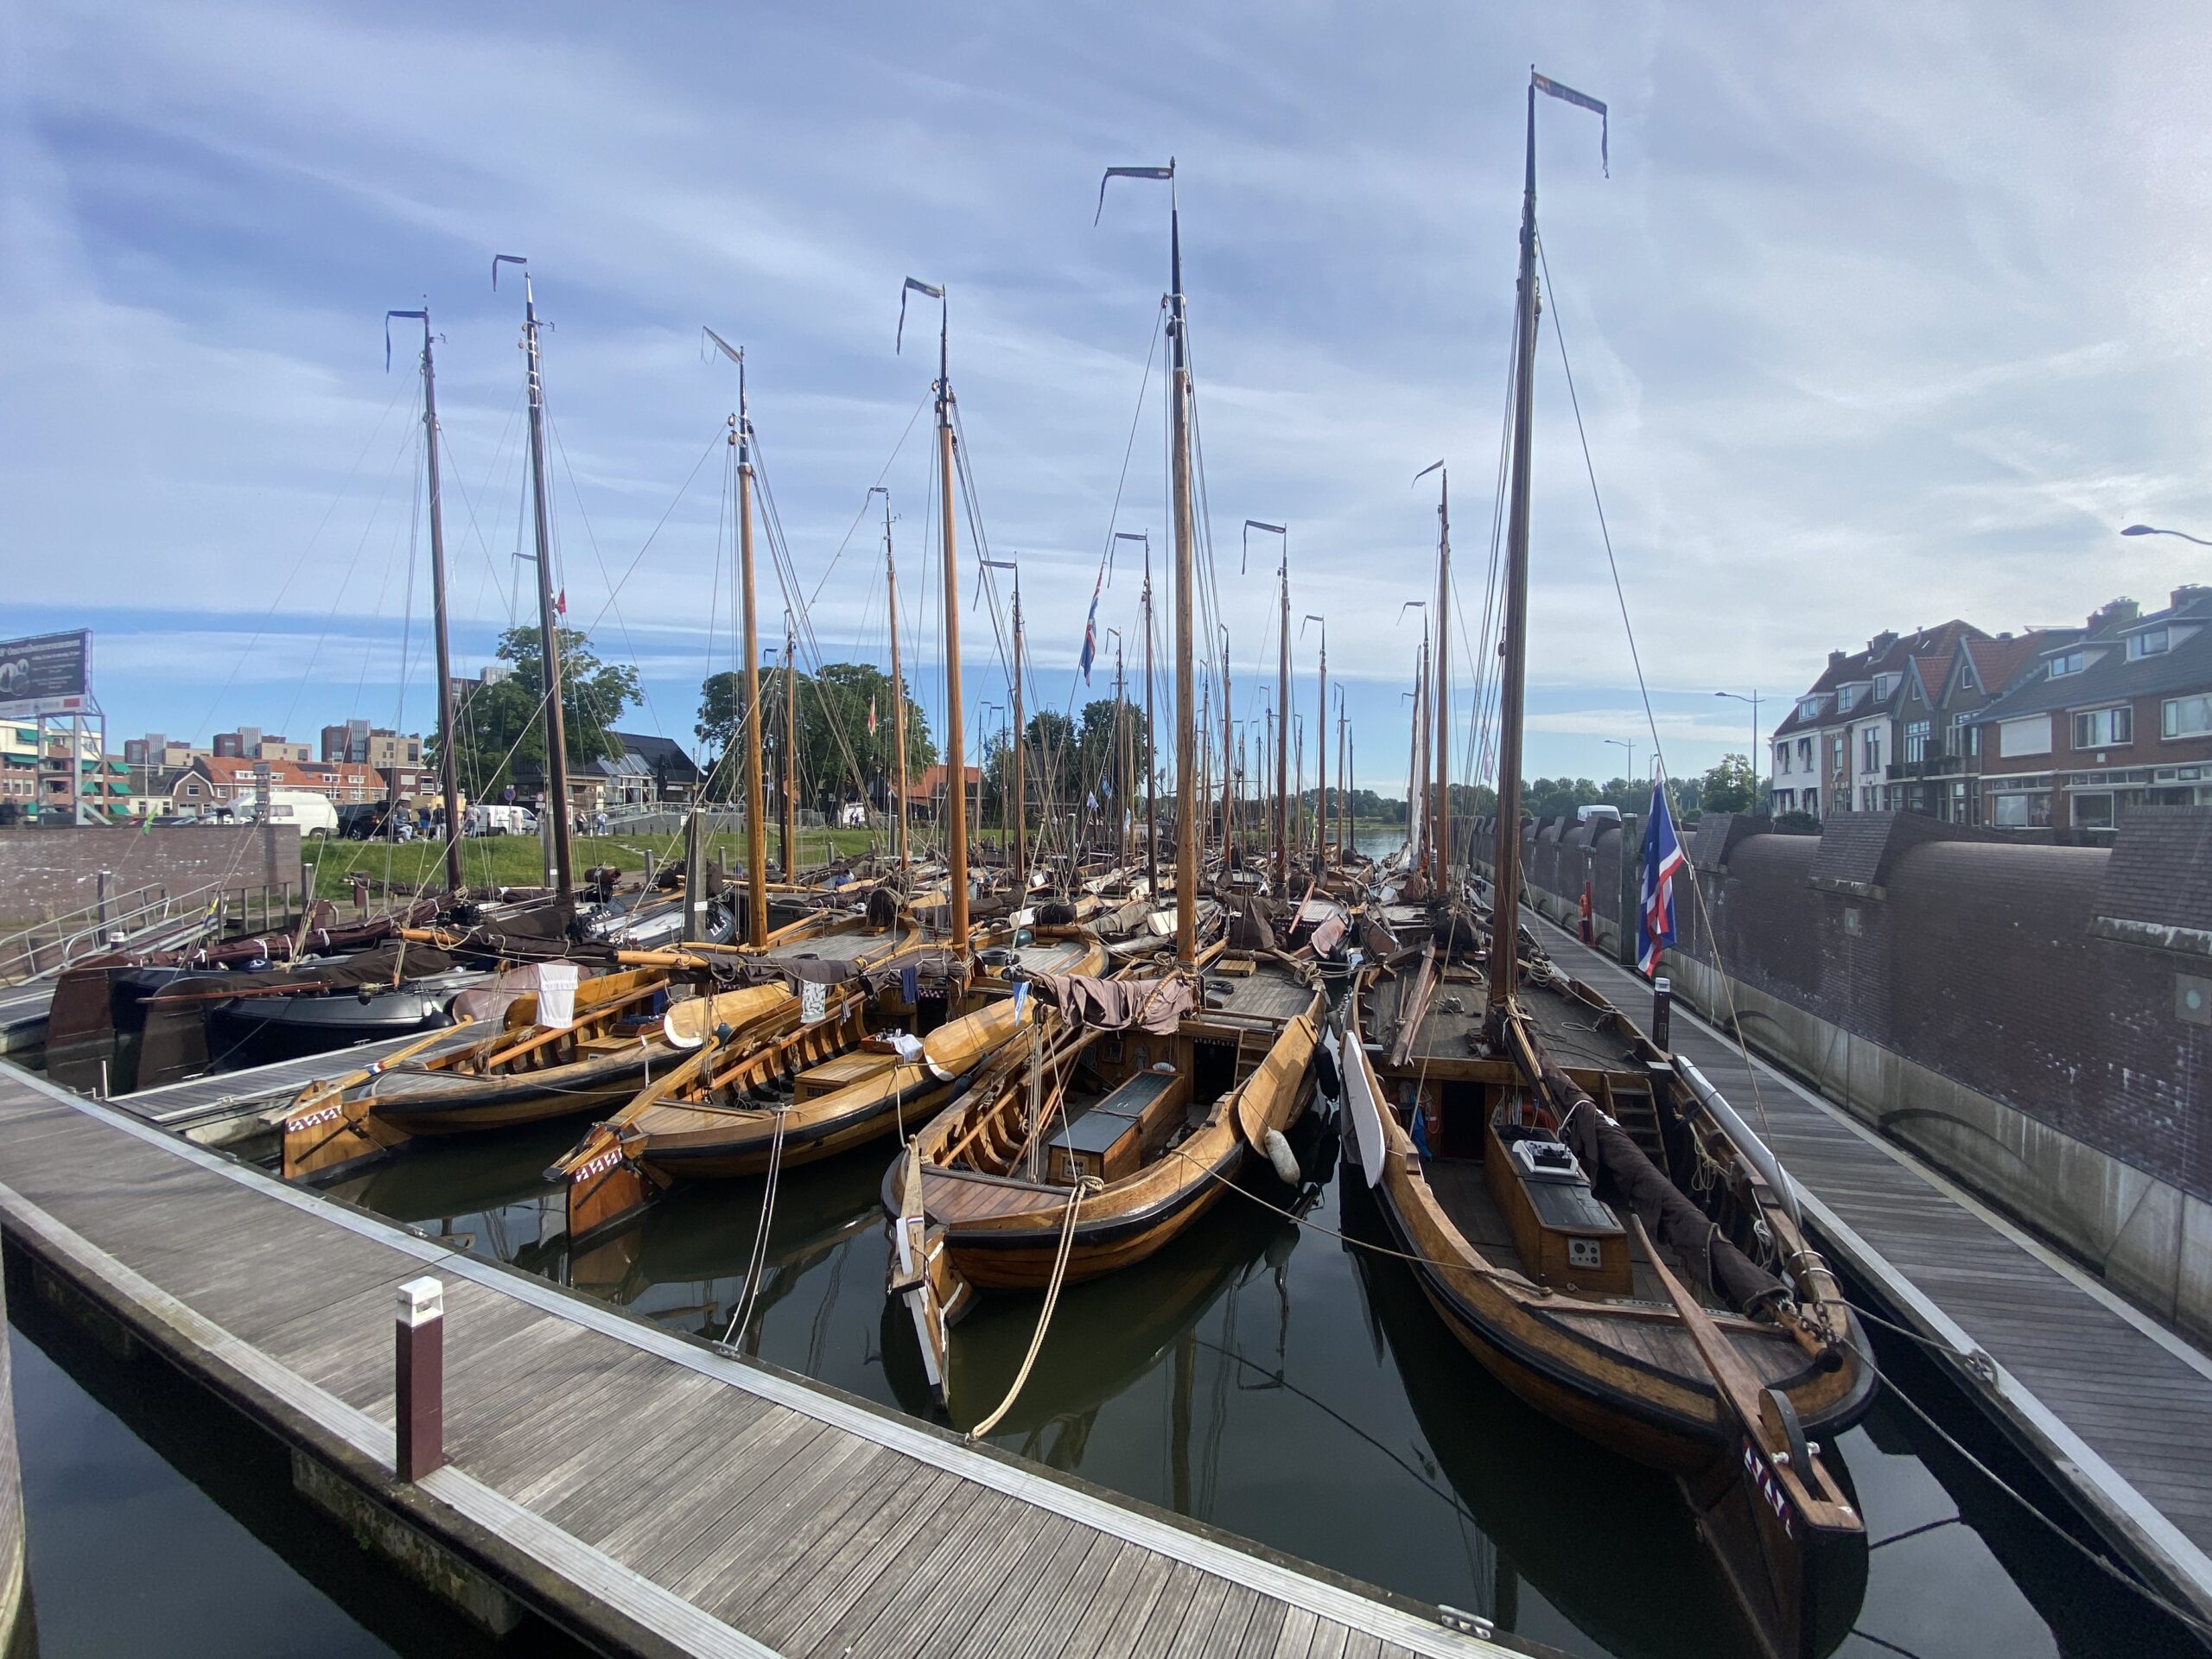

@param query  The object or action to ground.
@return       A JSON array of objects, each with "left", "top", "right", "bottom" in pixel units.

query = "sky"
[{"left": 5, "top": 1, "right": 2211, "bottom": 795}]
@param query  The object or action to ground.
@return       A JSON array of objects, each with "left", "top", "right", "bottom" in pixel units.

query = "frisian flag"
[
  {"left": 1077, "top": 588, "right": 1100, "bottom": 685},
  {"left": 1636, "top": 777, "right": 1685, "bottom": 976}
]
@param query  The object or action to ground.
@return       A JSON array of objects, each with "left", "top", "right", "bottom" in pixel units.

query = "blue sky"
[{"left": 5, "top": 2, "right": 2209, "bottom": 793}]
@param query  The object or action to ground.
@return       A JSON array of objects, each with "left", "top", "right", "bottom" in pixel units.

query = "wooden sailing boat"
[
  {"left": 887, "top": 162, "right": 1323, "bottom": 1408},
  {"left": 544, "top": 298, "right": 1100, "bottom": 1243},
  {"left": 1346, "top": 75, "right": 1870, "bottom": 1659}
]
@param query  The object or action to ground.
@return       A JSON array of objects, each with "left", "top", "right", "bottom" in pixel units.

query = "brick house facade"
[{"left": 1967, "top": 587, "right": 2212, "bottom": 835}]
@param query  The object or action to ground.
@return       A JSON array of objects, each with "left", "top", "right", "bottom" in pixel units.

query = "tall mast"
[
  {"left": 1142, "top": 536, "right": 1159, "bottom": 895},
  {"left": 1010, "top": 570, "right": 1025, "bottom": 894},
  {"left": 702, "top": 329, "right": 766, "bottom": 944},
  {"left": 496, "top": 257, "right": 572, "bottom": 899},
  {"left": 1303, "top": 614, "right": 1326, "bottom": 867},
  {"left": 390, "top": 306, "right": 465, "bottom": 893},
  {"left": 1099, "top": 161, "right": 1197, "bottom": 966},
  {"left": 874, "top": 488, "right": 910, "bottom": 880},
  {"left": 779, "top": 612, "right": 798, "bottom": 880},
  {"left": 1219, "top": 626, "right": 1233, "bottom": 868},
  {"left": 1275, "top": 550, "right": 1290, "bottom": 890},
  {"left": 1488, "top": 81, "right": 1541, "bottom": 1030},
  {"left": 901, "top": 276, "right": 966, "bottom": 950},
  {"left": 1434, "top": 468, "right": 1452, "bottom": 877},
  {"left": 1113, "top": 639, "right": 1128, "bottom": 866},
  {"left": 1336, "top": 690, "right": 1349, "bottom": 865}
]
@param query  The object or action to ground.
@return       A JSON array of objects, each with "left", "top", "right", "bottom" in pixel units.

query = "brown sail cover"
[{"left": 1028, "top": 973, "right": 1193, "bottom": 1034}]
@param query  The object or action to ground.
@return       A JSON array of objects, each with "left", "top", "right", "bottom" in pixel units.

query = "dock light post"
[
  {"left": 395, "top": 1277, "right": 445, "bottom": 1480},
  {"left": 1713, "top": 690, "right": 1761, "bottom": 802},
  {"left": 2122, "top": 523, "right": 2212, "bottom": 548}
]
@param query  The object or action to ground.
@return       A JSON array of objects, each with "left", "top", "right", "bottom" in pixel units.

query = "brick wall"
[
  {"left": 1476, "top": 808, "right": 2212, "bottom": 1203},
  {"left": 0, "top": 826, "right": 302, "bottom": 931}
]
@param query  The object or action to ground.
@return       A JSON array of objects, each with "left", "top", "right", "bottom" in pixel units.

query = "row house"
[
  {"left": 170, "top": 755, "right": 391, "bottom": 812},
  {"left": 1768, "top": 620, "right": 1986, "bottom": 819},
  {"left": 1967, "top": 587, "right": 2212, "bottom": 834},
  {"left": 1884, "top": 630, "right": 2056, "bottom": 823}
]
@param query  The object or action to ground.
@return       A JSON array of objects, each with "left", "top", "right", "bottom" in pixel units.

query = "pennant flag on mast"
[
  {"left": 1636, "top": 777, "right": 1685, "bottom": 976},
  {"left": 1533, "top": 71, "right": 1609, "bottom": 176},
  {"left": 867, "top": 695, "right": 878, "bottom": 736}
]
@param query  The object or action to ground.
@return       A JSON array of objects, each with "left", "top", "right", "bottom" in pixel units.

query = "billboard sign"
[{"left": 0, "top": 631, "right": 92, "bottom": 720}]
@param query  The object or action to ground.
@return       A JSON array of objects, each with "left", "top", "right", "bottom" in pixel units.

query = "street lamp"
[
  {"left": 1604, "top": 737, "right": 1637, "bottom": 783},
  {"left": 2122, "top": 523, "right": 2212, "bottom": 548},
  {"left": 1715, "top": 690, "right": 1762, "bottom": 804}
]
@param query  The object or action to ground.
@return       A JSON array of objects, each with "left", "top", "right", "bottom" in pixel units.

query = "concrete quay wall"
[{"left": 1471, "top": 805, "right": 2212, "bottom": 1344}]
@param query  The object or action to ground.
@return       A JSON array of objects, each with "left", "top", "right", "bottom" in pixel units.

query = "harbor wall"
[
  {"left": 1471, "top": 806, "right": 2212, "bottom": 1344},
  {"left": 0, "top": 825, "right": 302, "bottom": 933}
]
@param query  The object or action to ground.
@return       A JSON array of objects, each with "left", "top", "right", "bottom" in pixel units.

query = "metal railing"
[{"left": 0, "top": 877, "right": 302, "bottom": 984}]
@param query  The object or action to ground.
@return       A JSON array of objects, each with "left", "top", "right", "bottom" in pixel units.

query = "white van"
[
  {"left": 467, "top": 804, "right": 538, "bottom": 836},
  {"left": 248, "top": 789, "right": 340, "bottom": 837}
]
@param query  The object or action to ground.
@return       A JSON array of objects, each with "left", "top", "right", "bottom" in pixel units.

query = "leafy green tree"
[
  {"left": 696, "top": 662, "right": 932, "bottom": 812},
  {"left": 437, "top": 626, "right": 639, "bottom": 798},
  {"left": 1700, "top": 753, "right": 1759, "bottom": 816}
]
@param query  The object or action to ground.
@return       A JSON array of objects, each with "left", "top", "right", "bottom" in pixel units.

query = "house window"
[
  {"left": 1904, "top": 720, "right": 1929, "bottom": 763},
  {"left": 2166, "top": 696, "right": 2212, "bottom": 739},
  {"left": 1873, "top": 674, "right": 1895, "bottom": 699},
  {"left": 1829, "top": 735, "right": 1845, "bottom": 774},
  {"left": 1954, "top": 715, "right": 1980, "bottom": 758},
  {"left": 1862, "top": 730, "right": 1881, "bottom": 773},
  {"left": 1999, "top": 715, "right": 2053, "bottom": 757},
  {"left": 1991, "top": 791, "right": 2050, "bottom": 828},
  {"left": 1796, "top": 737, "right": 1812, "bottom": 772},
  {"left": 1837, "top": 687, "right": 1859, "bottom": 713},
  {"left": 1799, "top": 698, "right": 1821, "bottom": 720},
  {"left": 2072, "top": 791, "right": 2116, "bottom": 830},
  {"left": 1804, "top": 789, "right": 1817, "bottom": 816},
  {"left": 2050, "top": 651, "right": 2085, "bottom": 677},
  {"left": 2130, "top": 630, "right": 2170, "bottom": 659},
  {"left": 2072, "top": 707, "right": 2133, "bottom": 748},
  {"left": 1860, "top": 784, "right": 1876, "bottom": 810},
  {"left": 1776, "top": 743, "right": 1790, "bottom": 775}
]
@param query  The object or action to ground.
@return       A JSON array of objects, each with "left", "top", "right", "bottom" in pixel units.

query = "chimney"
[
  {"left": 1867, "top": 630, "right": 1899, "bottom": 657},
  {"left": 1997, "top": 631, "right": 2012, "bottom": 640},
  {"left": 2088, "top": 597, "right": 2139, "bottom": 633},
  {"left": 1827, "top": 650, "right": 1847, "bottom": 671},
  {"left": 2174, "top": 583, "right": 2210, "bottom": 612}
]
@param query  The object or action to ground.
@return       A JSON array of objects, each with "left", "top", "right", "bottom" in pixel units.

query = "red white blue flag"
[
  {"left": 1077, "top": 589, "right": 1100, "bottom": 685},
  {"left": 1637, "top": 779, "right": 1684, "bottom": 976}
]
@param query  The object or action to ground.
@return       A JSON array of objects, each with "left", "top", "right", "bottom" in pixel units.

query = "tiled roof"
[{"left": 1969, "top": 599, "right": 2212, "bottom": 725}]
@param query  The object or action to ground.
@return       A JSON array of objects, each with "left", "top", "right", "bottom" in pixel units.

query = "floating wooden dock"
[
  {"left": 0, "top": 1058, "right": 1522, "bottom": 1659},
  {"left": 1530, "top": 913, "right": 2212, "bottom": 1628},
  {"left": 113, "top": 1024, "right": 484, "bottom": 1136}
]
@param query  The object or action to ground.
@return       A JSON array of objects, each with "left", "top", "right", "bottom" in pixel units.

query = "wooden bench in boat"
[{"left": 792, "top": 1049, "right": 897, "bottom": 1102}]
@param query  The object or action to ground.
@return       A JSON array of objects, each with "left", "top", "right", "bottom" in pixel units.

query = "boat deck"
[
  {"left": 0, "top": 1059, "right": 1515, "bottom": 1659},
  {"left": 1369, "top": 963, "right": 1641, "bottom": 1075},
  {"left": 764, "top": 923, "right": 907, "bottom": 966},
  {"left": 1198, "top": 961, "right": 1316, "bottom": 1026},
  {"left": 115, "top": 1024, "right": 486, "bottom": 1130},
  {"left": 1530, "top": 911, "right": 2212, "bottom": 1627}
]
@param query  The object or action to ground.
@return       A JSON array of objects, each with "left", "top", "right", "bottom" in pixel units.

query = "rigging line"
[
  {"left": 439, "top": 383, "right": 529, "bottom": 632},
  {"left": 185, "top": 374, "right": 410, "bottom": 747},
  {"left": 809, "top": 389, "right": 932, "bottom": 607},
  {"left": 1535, "top": 231, "right": 1770, "bottom": 1129}
]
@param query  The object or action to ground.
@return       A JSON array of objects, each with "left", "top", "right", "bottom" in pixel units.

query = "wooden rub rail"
[{"left": 0, "top": 1062, "right": 1527, "bottom": 1659}]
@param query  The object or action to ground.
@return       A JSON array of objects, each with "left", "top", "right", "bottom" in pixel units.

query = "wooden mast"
[
  {"left": 1112, "top": 639, "right": 1128, "bottom": 866},
  {"left": 780, "top": 612, "right": 797, "bottom": 880},
  {"left": 496, "top": 256, "right": 572, "bottom": 899},
  {"left": 1487, "top": 81, "right": 1541, "bottom": 1033},
  {"left": 1219, "top": 626, "right": 1233, "bottom": 868},
  {"left": 1143, "top": 537, "right": 1159, "bottom": 897},
  {"left": 902, "top": 276, "right": 967, "bottom": 951},
  {"left": 1099, "top": 161, "right": 1196, "bottom": 965},
  {"left": 737, "top": 368, "right": 769, "bottom": 946},
  {"left": 390, "top": 307, "right": 465, "bottom": 894},
  {"left": 1433, "top": 470, "right": 1452, "bottom": 877},
  {"left": 1304, "top": 614, "right": 1326, "bottom": 866},
  {"left": 1010, "top": 568, "right": 1025, "bottom": 895},
  {"left": 874, "top": 488, "right": 910, "bottom": 880},
  {"left": 1274, "top": 545, "right": 1290, "bottom": 891}
]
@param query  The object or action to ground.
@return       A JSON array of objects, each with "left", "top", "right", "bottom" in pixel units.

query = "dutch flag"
[{"left": 1636, "top": 778, "right": 1685, "bottom": 978}]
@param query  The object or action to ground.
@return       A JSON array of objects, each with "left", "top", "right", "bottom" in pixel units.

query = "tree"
[
  {"left": 437, "top": 626, "right": 639, "bottom": 799},
  {"left": 1700, "top": 753, "right": 1759, "bottom": 816},
  {"left": 696, "top": 661, "right": 932, "bottom": 813}
]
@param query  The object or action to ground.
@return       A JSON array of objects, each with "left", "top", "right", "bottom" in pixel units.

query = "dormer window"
[
  {"left": 2130, "top": 629, "right": 2170, "bottom": 659},
  {"left": 1872, "top": 674, "right": 1895, "bottom": 699},
  {"left": 1837, "top": 687, "right": 1859, "bottom": 712},
  {"left": 2050, "top": 651, "right": 2085, "bottom": 677},
  {"left": 1798, "top": 697, "right": 1821, "bottom": 720}
]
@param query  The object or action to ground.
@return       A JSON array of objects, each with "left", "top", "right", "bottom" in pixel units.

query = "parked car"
[
  {"left": 466, "top": 804, "right": 537, "bottom": 836},
  {"left": 336, "top": 801, "right": 397, "bottom": 841}
]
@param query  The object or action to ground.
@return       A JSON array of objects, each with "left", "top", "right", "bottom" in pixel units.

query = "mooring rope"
[
  {"left": 965, "top": 1173, "right": 1101, "bottom": 1440},
  {"left": 721, "top": 1102, "right": 789, "bottom": 1348}
]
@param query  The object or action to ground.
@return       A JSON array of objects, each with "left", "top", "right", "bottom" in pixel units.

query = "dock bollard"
[
  {"left": 395, "top": 1277, "right": 445, "bottom": 1480},
  {"left": 1652, "top": 976, "right": 1672, "bottom": 1051}
]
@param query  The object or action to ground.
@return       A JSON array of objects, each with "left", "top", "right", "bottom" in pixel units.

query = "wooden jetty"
[
  {"left": 0, "top": 1058, "right": 1525, "bottom": 1659},
  {"left": 1525, "top": 912, "right": 2212, "bottom": 1630}
]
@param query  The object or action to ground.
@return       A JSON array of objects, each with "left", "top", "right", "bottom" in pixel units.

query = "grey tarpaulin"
[{"left": 1029, "top": 973, "right": 1194, "bottom": 1035}]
